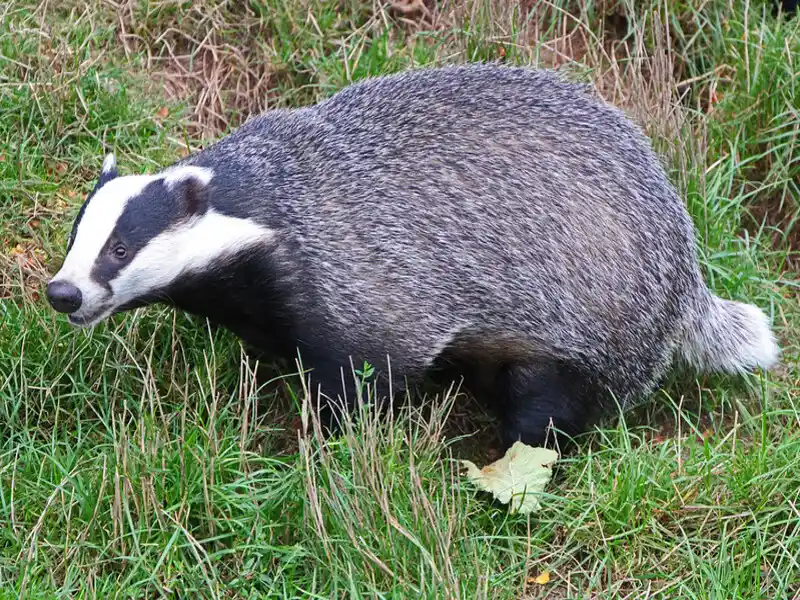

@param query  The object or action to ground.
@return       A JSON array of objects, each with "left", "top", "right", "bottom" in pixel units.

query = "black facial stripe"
[
  {"left": 90, "top": 235, "right": 124, "bottom": 291},
  {"left": 89, "top": 179, "right": 185, "bottom": 288}
]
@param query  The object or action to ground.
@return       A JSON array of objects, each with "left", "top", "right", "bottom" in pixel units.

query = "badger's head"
[{"left": 46, "top": 153, "right": 270, "bottom": 328}]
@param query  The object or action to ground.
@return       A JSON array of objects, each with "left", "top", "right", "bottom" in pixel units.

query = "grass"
[{"left": 0, "top": 0, "right": 799, "bottom": 598}]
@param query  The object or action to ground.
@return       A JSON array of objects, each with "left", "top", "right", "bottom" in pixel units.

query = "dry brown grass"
[
  {"left": 33, "top": 1, "right": 696, "bottom": 144},
  {"left": 109, "top": 0, "right": 277, "bottom": 137}
]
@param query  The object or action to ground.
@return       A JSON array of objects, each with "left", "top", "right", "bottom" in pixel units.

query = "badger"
[{"left": 46, "top": 63, "right": 779, "bottom": 448}]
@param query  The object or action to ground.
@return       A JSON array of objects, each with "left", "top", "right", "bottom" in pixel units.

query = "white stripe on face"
[{"left": 108, "top": 208, "right": 275, "bottom": 310}]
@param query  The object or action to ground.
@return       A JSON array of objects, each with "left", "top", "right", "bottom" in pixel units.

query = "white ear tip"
[
  {"left": 163, "top": 166, "right": 214, "bottom": 188},
  {"left": 102, "top": 153, "right": 116, "bottom": 173}
]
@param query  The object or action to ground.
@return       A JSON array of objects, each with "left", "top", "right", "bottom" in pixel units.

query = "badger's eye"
[{"left": 111, "top": 244, "right": 128, "bottom": 260}]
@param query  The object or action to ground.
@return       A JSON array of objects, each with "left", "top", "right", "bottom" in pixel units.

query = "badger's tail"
[{"left": 679, "top": 293, "right": 780, "bottom": 374}]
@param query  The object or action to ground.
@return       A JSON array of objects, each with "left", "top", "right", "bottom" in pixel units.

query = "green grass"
[{"left": 1, "top": 1, "right": 799, "bottom": 598}]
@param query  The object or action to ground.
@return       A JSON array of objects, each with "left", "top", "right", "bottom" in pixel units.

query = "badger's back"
[{"left": 183, "top": 64, "right": 773, "bottom": 402}]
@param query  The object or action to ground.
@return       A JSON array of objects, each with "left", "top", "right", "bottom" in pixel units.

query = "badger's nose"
[{"left": 46, "top": 280, "right": 83, "bottom": 314}]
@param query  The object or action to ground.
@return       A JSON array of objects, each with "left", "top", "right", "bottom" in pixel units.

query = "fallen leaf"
[
  {"left": 156, "top": 106, "right": 169, "bottom": 119},
  {"left": 10, "top": 244, "right": 25, "bottom": 257},
  {"left": 55, "top": 162, "right": 67, "bottom": 175},
  {"left": 461, "top": 442, "right": 558, "bottom": 514},
  {"left": 528, "top": 571, "right": 551, "bottom": 585}
]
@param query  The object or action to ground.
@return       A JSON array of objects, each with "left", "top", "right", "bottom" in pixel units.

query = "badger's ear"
[
  {"left": 98, "top": 153, "right": 118, "bottom": 186},
  {"left": 163, "top": 166, "right": 213, "bottom": 216}
]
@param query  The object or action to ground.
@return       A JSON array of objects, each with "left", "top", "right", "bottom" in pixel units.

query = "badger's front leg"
[
  {"left": 293, "top": 316, "right": 445, "bottom": 435},
  {"left": 300, "top": 351, "right": 414, "bottom": 435},
  {"left": 303, "top": 358, "right": 365, "bottom": 434}
]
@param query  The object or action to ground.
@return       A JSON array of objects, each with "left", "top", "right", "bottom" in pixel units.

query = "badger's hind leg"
[{"left": 497, "top": 359, "right": 600, "bottom": 450}]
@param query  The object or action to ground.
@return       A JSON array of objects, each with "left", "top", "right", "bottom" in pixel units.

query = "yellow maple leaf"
[{"left": 461, "top": 442, "right": 558, "bottom": 514}]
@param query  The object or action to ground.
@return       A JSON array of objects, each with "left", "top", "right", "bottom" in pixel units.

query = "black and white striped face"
[{"left": 46, "top": 153, "right": 272, "bottom": 328}]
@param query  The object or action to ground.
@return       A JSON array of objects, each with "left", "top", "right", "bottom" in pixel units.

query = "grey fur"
[{"left": 60, "top": 63, "right": 780, "bottom": 444}]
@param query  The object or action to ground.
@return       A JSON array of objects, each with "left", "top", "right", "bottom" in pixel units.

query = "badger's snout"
[{"left": 46, "top": 280, "right": 83, "bottom": 314}]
